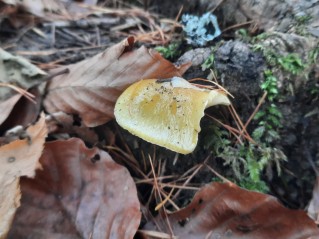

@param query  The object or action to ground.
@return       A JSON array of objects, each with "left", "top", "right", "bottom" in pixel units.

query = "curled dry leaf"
[
  {"left": 114, "top": 77, "right": 230, "bottom": 154},
  {"left": 1, "top": 0, "right": 98, "bottom": 26},
  {"left": 0, "top": 113, "right": 47, "bottom": 238},
  {"left": 0, "top": 94, "right": 22, "bottom": 126},
  {"left": 0, "top": 48, "right": 46, "bottom": 100},
  {"left": 44, "top": 36, "right": 190, "bottom": 127},
  {"left": 0, "top": 48, "right": 45, "bottom": 127},
  {"left": 1, "top": 0, "right": 67, "bottom": 18},
  {"left": 144, "top": 182, "right": 319, "bottom": 239},
  {"left": 8, "top": 138, "right": 141, "bottom": 239},
  {"left": 0, "top": 87, "right": 41, "bottom": 133}
]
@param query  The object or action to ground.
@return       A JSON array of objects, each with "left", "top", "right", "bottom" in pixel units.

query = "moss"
[
  {"left": 295, "top": 15, "right": 312, "bottom": 36},
  {"left": 201, "top": 49, "right": 215, "bottom": 71},
  {"left": 202, "top": 124, "right": 286, "bottom": 193},
  {"left": 155, "top": 42, "right": 181, "bottom": 60}
]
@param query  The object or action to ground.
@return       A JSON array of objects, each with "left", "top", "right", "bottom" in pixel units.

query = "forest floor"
[{"left": 1, "top": 0, "right": 319, "bottom": 238}]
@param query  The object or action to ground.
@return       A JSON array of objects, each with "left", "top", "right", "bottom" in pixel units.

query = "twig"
[
  {"left": 44, "top": 68, "right": 70, "bottom": 81},
  {"left": 222, "top": 20, "right": 254, "bottom": 33},
  {"left": 210, "top": 0, "right": 225, "bottom": 13}
]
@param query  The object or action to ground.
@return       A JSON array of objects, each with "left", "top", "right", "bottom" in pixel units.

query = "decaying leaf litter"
[
  {"left": 1, "top": 0, "right": 319, "bottom": 238},
  {"left": 0, "top": 114, "right": 47, "bottom": 238},
  {"left": 8, "top": 138, "right": 141, "bottom": 239}
]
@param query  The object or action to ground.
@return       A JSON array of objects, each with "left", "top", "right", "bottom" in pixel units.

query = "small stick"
[
  {"left": 44, "top": 68, "right": 70, "bottom": 81},
  {"left": 222, "top": 20, "right": 255, "bottom": 33}
]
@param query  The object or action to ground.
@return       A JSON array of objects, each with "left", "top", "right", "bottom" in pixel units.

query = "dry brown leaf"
[
  {"left": 44, "top": 36, "right": 190, "bottom": 127},
  {"left": 0, "top": 48, "right": 46, "bottom": 98},
  {"left": 0, "top": 48, "right": 45, "bottom": 128},
  {"left": 8, "top": 138, "right": 141, "bottom": 239},
  {"left": 1, "top": 0, "right": 99, "bottom": 24},
  {"left": 0, "top": 113, "right": 47, "bottom": 238},
  {"left": 143, "top": 182, "right": 319, "bottom": 239},
  {"left": 0, "top": 94, "right": 22, "bottom": 127},
  {"left": 1, "top": 0, "right": 66, "bottom": 18},
  {"left": 0, "top": 87, "right": 41, "bottom": 133}
]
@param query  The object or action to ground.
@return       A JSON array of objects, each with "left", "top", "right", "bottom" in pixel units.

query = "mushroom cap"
[{"left": 114, "top": 77, "right": 230, "bottom": 154}]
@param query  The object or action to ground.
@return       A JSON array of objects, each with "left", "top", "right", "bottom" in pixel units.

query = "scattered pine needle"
[
  {"left": 172, "top": 153, "right": 179, "bottom": 165},
  {"left": 159, "top": 183, "right": 199, "bottom": 191},
  {"left": 135, "top": 176, "right": 176, "bottom": 184},
  {"left": 105, "top": 145, "right": 147, "bottom": 179},
  {"left": 206, "top": 113, "right": 244, "bottom": 144},
  {"left": 237, "top": 91, "right": 268, "bottom": 143},
  {"left": 155, "top": 187, "right": 175, "bottom": 211},
  {"left": 209, "top": 0, "right": 225, "bottom": 13},
  {"left": 229, "top": 104, "right": 256, "bottom": 143},
  {"left": 148, "top": 155, "right": 175, "bottom": 237},
  {"left": 205, "top": 162, "right": 232, "bottom": 183},
  {"left": 222, "top": 20, "right": 255, "bottom": 33},
  {"left": 0, "top": 83, "right": 36, "bottom": 103},
  {"left": 138, "top": 230, "right": 177, "bottom": 239},
  {"left": 189, "top": 78, "right": 234, "bottom": 98},
  {"left": 172, "top": 156, "right": 209, "bottom": 200}
]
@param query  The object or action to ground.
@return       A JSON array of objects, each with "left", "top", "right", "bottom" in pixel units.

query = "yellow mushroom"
[{"left": 114, "top": 77, "right": 231, "bottom": 154}]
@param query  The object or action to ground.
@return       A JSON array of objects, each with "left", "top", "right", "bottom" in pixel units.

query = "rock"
[
  {"left": 200, "top": 0, "right": 291, "bottom": 31},
  {"left": 176, "top": 48, "right": 212, "bottom": 67},
  {"left": 200, "top": 0, "right": 319, "bottom": 37},
  {"left": 257, "top": 32, "right": 314, "bottom": 90},
  {"left": 175, "top": 47, "right": 213, "bottom": 80},
  {"left": 177, "top": 40, "right": 265, "bottom": 98},
  {"left": 214, "top": 40, "right": 265, "bottom": 97}
]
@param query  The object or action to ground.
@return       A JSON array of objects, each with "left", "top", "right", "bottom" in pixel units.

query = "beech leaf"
[
  {"left": 1, "top": 0, "right": 66, "bottom": 18},
  {"left": 8, "top": 138, "right": 141, "bottom": 239},
  {"left": 0, "top": 94, "right": 22, "bottom": 126},
  {"left": 144, "top": 182, "right": 319, "bottom": 239},
  {"left": 44, "top": 37, "right": 190, "bottom": 127},
  {"left": 0, "top": 48, "right": 45, "bottom": 127},
  {"left": 0, "top": 87, "right": 41, "bottom": 132},
  {"left": 0, "top": 113, "right": 47, "bottom": 238},
  {"left": 0, "top": 48, "right": 46, "bottom": 100}
]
